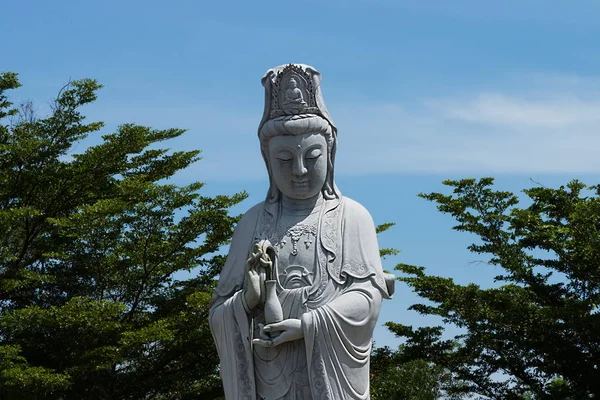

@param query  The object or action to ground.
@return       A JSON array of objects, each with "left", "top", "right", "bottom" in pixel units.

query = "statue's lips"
[{"left": 292, "top": 180, "right": 310, "bottom": 185}]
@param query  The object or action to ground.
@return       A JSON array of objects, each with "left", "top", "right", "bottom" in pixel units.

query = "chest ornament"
[{"left": 275, "top": 223, "right": 318, "bottom": 256}]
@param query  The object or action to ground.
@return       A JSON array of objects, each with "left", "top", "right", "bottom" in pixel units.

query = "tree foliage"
[
  {"left": 389, "top": 178, "right": 600, "bottom": 399},
  {"left": 0, "top": 72, "right": 246, "bottom": 399},
  {"left": 370, "top": 223, "right": 465, "bottom": 400},
  {"left": 370, "top": 345, "right": 467, "bottom": 400}
]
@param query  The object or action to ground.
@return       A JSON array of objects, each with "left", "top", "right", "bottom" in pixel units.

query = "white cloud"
[
  {"left": 79, "top": 74, "right": 600, "bottom": 180},
  {"left": 329, "top": 76, "right": 600, "bottom": 176},
  {"left": 425, "top": 94, "right": 600, "bottom": 129}
]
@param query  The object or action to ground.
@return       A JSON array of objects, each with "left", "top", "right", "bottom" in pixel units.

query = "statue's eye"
[
  {"left": 276, "top": 151, "right": 293, "bottom": 162},
  {"left": 306, "top": 148, "right": 322, "bottom": 160}
]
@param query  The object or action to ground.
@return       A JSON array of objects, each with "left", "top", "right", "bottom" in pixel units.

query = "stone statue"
[{"left": 209, "top": 63, "right": 395, "bottom": 399}]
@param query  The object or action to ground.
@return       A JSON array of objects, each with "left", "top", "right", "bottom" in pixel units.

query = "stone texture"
[{"left": 209, "top": 64, "right": 394, "bottom": 399}]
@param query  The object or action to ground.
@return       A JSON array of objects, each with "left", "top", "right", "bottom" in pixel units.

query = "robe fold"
[{"left": 209, "top": 196, "right": 392, "bottom": 399}]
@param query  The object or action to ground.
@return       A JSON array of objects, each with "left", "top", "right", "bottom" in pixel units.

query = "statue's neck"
[{"left": 281, "top": 193, "right": 323, "bottom": 215}]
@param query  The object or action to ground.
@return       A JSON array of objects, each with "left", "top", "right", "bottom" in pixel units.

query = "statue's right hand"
[{"left": 244, "top": 247, "right": 263, "bottom": 310}]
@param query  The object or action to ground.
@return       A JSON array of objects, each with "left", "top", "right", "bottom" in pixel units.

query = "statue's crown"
[
  {"left": 267, "top": 64, "right": 320, "bottom": 117},
  {"left": 259, "top": 63, "right": 336, "bottom": 133}
]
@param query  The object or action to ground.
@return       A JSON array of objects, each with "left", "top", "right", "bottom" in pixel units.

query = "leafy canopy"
[
  {"left": 389, "top": 178, "right": 599, "bottom": 399},
  {"left": 0, "top": 72, "right": 246, "bottom": 399}
]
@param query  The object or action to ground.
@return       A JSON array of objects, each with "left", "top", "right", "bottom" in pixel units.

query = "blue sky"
[{"left": 3, "top": 0, "right": 600, "bottom": 347}]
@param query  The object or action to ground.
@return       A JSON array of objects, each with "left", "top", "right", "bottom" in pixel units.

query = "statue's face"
[{"left": 268, "top": 132, "right": 328, "bottom": 200}]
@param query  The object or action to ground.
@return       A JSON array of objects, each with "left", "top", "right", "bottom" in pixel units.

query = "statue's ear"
[
  {"left": 262, "top": 144, "right": 281, "bottom": 203},
  {"left": 322, "top": 132, "right": 339, "bottom": 200},
  {"left": 261, "top": 145, "right": 272, "bottom": 174}
]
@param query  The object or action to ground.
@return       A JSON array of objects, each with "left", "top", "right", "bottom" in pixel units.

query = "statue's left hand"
[{"left": 253, "top": 319, "right": 303, "bottom": 347}]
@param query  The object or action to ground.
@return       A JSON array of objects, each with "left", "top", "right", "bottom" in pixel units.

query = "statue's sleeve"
[
  {"left": 300, "top": 199, "right": 386, "bottom": 399},
  {"left": 340, "top": 198, "right": 393, "bottom": 299},
  {"left": 322, "top": 198, "right": 393, "bottom": 300},
  {"left": 301, "top": 279, "right": 381, "bottom": 399},
  {"left": 210, "top": 203, "right": 262, "bottom": 303},
  {"left": 208, "top": 204, "right": 262, "bottom": 400},
  {"left": 209, "top": 291, "right": 256, "bottom": 399}
]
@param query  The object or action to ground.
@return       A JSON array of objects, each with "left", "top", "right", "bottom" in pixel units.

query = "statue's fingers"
[
  {"left": 245, "top": 251, "right": 263, "bottom": 271},
  {"left": 269, "top": 332, "right": 289, "bottom": 347},
  {"left": 258, "top": 258, "right": 272, "bottom": 268},
  {"left": 263, "top": 322, "right": 286, "bottom": 333},
  {"left": 252, "top": 338, "right": 275, "bottom": 347},
  {"left": 251, "top": 250, "right": 263, "bottom": 263},
  {"left": 256, "top": 323, "right": 269, "bottom": 340},
  {"left": 245, "top": 256, "right": 254, "bottom": 271}
]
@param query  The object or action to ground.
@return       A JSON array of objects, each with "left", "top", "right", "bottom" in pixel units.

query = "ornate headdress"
[
  {"left": 258, "top": 63, "right": 336, "bottom": 137},
  {"left": 258, "top": 63, "right": 340, "bottom": 202}
]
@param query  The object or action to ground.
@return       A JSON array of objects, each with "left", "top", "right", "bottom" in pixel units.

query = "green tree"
[
  {"left": 370, "top": 345, "right": 466, "bottom": 400},
  {"left": 370, "top": 223, "right": 466, "bottom": 400},
  {"left": 0, "top": 72, "right": 246, "bottom": 399},
  {"left": 388, "top": 178, "right": 599, "bottom": 399}
]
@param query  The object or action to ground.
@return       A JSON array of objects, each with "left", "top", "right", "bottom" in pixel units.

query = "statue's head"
[
  {"left": 288, "top": 78, "right": 298, "bottom": 89},
  {"left": 258, "top": 64, "right": 339, "bottom": 203}
]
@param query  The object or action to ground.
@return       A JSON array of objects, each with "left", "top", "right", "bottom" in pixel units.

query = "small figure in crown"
[{"left": 283, "top": 77, "right": 307, "bottom": 107}]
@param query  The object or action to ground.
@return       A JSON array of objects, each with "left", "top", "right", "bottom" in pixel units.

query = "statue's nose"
[{"left": 292, "top": 156, "right": 308, "bottom": 176}]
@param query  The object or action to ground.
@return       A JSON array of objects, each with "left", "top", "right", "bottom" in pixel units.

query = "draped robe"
[{"left": 209, "top": 195, "right": 393, "bottom": 399}]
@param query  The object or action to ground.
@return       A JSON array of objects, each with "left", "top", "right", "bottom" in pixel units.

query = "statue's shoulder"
[
  {"left": 237, "top": 201, "right": 266, "bottom": 228},
  {"left": 339, "top": 196, "right": 374, "bottom": 224}
]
